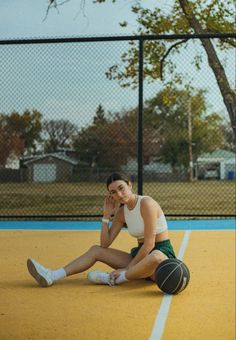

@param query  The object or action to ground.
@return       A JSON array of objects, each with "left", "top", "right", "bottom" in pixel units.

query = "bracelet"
[{"left": 102, "top": 218, "right": 110, "bottom": 224}]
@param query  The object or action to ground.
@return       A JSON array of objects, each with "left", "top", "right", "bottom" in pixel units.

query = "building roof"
[
  {"left": 197, "top": 149, "right": 236, "bottom": 162},
  {"left": 23, "top": 153, "right": 80, "bottom": 166}
]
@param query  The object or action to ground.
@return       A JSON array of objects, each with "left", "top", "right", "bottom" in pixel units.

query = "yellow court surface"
[{"left": 0, "top": 228, "right": 235, "bottom": 340}]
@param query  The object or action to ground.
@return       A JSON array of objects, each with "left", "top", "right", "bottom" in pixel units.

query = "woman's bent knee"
[
  {"left": 148, "top": 250, "right": 167, "bottom": 265},
  {"left": 89, "top": 245, "right": 102, "bottom": 255},
  {"left": 88, "top": 245, "right": 109, "bottom": 260}
]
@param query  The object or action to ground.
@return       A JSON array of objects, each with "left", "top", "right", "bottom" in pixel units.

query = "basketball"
[{"left": 155, "top": 258, "right": 190, "bottom": 294}]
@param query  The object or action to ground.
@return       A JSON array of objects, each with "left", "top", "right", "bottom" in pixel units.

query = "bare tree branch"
[
  {"left": 43, "top": 0, "right": 72, "bottom": 22},
  {"left": 160, "top": 39, "right": 188, "bottom": 80},
  {"left": 74, "top": 0, "right": 87, "bottom": 20}
]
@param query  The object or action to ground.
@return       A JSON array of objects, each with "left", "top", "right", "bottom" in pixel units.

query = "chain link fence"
[{"left": 0, "top": 34, "right": 235, "bottom": 219}]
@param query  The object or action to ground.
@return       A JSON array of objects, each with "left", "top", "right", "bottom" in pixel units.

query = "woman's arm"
[
  {"left": 100, "top": 195, "right": 125, "bottom": 248},
  {"left": 100, "top": 216, "right": 124, "bottom": 248}
]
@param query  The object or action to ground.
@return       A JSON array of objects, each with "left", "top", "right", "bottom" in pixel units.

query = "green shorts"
[{"left": 130, "top": 239, "right": 176, "bottom": 259}]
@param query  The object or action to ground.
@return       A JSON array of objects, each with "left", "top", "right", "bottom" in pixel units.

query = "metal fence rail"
[{"left": 0, "top": 33, "right": 235, "bottom": 219}]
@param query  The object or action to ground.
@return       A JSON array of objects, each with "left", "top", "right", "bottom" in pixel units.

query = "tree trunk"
[{"left": 178, "top": 0, "right": 236, "bottom": 140}]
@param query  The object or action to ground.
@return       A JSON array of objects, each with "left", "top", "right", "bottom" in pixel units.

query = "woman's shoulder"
[
  {"left": 140, "top": 195, "right": 161, "bottom": 213},
  {"left": 140, "top": 195, "right": 156, "bottom": 204},
  {"left": 140, "top": 196, "right": 162, "bottom": 216}
]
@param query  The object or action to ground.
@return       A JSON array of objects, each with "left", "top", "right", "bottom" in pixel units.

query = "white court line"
[{"left": 149, "top": 230, "right": 191, "bottom": 340}]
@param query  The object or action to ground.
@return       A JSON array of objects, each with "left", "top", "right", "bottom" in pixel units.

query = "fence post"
[
  {"left": 187, "top": 96, "right": 194, "bottom": 181},
  {"left": 137, "top": 37, "right": 144, "bottom": 195}
]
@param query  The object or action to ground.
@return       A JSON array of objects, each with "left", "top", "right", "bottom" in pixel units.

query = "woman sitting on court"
[{"left": 27, "top": 173, "right": 176, "bottom": 287}]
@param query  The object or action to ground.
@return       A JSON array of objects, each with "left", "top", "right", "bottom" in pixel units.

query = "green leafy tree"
[
  {"left": 46, "top": 1, "right": 235, "bottom": 138},
  {"left": 144, "top": 87, "right": 224, "bottom": 171},
  {"left": 111, "top": 2, "right": 235, "bottom": 135},
  {"left": 73, "top": 89, "right": 224, "bottom": 172}
]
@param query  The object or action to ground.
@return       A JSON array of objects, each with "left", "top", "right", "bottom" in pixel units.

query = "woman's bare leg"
[
  {"left": 64, "top": 245, "right": 132, "bottom": 276},
  {"left": 125, "top": 250, "right": 168, "bottom": 281}
]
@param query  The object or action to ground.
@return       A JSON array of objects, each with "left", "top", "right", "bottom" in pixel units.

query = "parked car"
[{"left": 204, "top": 169, "right": 219, "bottom": 179}]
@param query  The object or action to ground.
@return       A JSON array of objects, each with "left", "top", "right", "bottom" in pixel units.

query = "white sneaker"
[
  {"left": 27, "top": 258, "right": 53, "bottom": 287},
  {"left": 87, "top": 271, "right": 114, "bottom": 286}
]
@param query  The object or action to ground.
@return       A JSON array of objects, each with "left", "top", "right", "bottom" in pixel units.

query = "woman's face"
[{"left": 108, "top": 180, "right": 132, "bottom": 204}]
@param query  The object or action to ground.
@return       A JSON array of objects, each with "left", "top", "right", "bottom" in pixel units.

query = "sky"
[
  {"left": 0, "top": 0, "right": 235, "bottom": 130},
  {"left": 0, "top": 0, "right": 147, "bottom": 39}
]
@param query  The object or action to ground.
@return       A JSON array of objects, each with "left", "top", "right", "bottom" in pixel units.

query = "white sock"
[
  {"left": 115, "top": 271, "right": 129, "bottom": 285},
  {"left": 51, "top": 268, "right": 67, "bottom": 282}
]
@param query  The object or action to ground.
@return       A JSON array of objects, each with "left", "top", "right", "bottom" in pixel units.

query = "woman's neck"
[{"left": 127, "top": 194, "right": 138, "bottom": 210}]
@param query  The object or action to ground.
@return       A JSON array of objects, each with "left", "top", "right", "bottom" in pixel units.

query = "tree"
[
  {"left": 73, "top": 88, "right": 224, "bottom": 172},
  {"left": 105, "top": 1, "right": 235, "bottom": 136},
  {"left": 93, "top": 104, "right": 107, "bottom": 124},
  {"left": 48, "top": 0, "right": 235, "bottom": 138},
  {"left": 0, "top": 110, "right": 42, "bottom": 167},
  {"left": 144, "top": 87, "right": 225, "bottom": 172},
  {"left": 176, "top": 0, "right": 235, "bottom": 140},
  {"left": 220, "top": 122, "right": 236, "bottom": 151},
  {"left": 73, "top": 105, "right": 137, "bottom": 169},
  {"left": 73, "top": 116, "right": 109, "bottom": 168},
  {"left": 5, "top": 110, "right": 42, "bottom": 152},
  {"left": 43, "top": 119, "right": 78, "bottom": 153},
  {"left": 0, "top": 119, "right": 24, "bottom": 168}
]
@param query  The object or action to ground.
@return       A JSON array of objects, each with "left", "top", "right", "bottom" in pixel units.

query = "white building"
[{"left": 196, "top": 149, "right": 236, "bottom": 180}]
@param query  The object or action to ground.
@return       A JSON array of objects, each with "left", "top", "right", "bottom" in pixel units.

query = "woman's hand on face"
[{"left": 103, "top": 194, "right": 119, "bottom": 218}]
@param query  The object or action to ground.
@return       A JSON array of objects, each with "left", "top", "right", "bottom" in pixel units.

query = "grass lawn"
[{"left": 0, "top": 180, "right": 234, "bottom": 217}]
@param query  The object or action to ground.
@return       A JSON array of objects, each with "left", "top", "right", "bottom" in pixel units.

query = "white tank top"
[{"left": 124, "top": 195, "right": 168, "bottom": 240}]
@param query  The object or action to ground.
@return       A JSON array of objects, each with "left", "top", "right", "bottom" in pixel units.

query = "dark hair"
[{"left": 106, "top": 173, "right": 130, "bottom": 189}]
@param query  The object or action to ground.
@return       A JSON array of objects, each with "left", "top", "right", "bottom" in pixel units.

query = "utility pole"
[{"left": 187, "top": 97, "right": 194, "bottom": 181}]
